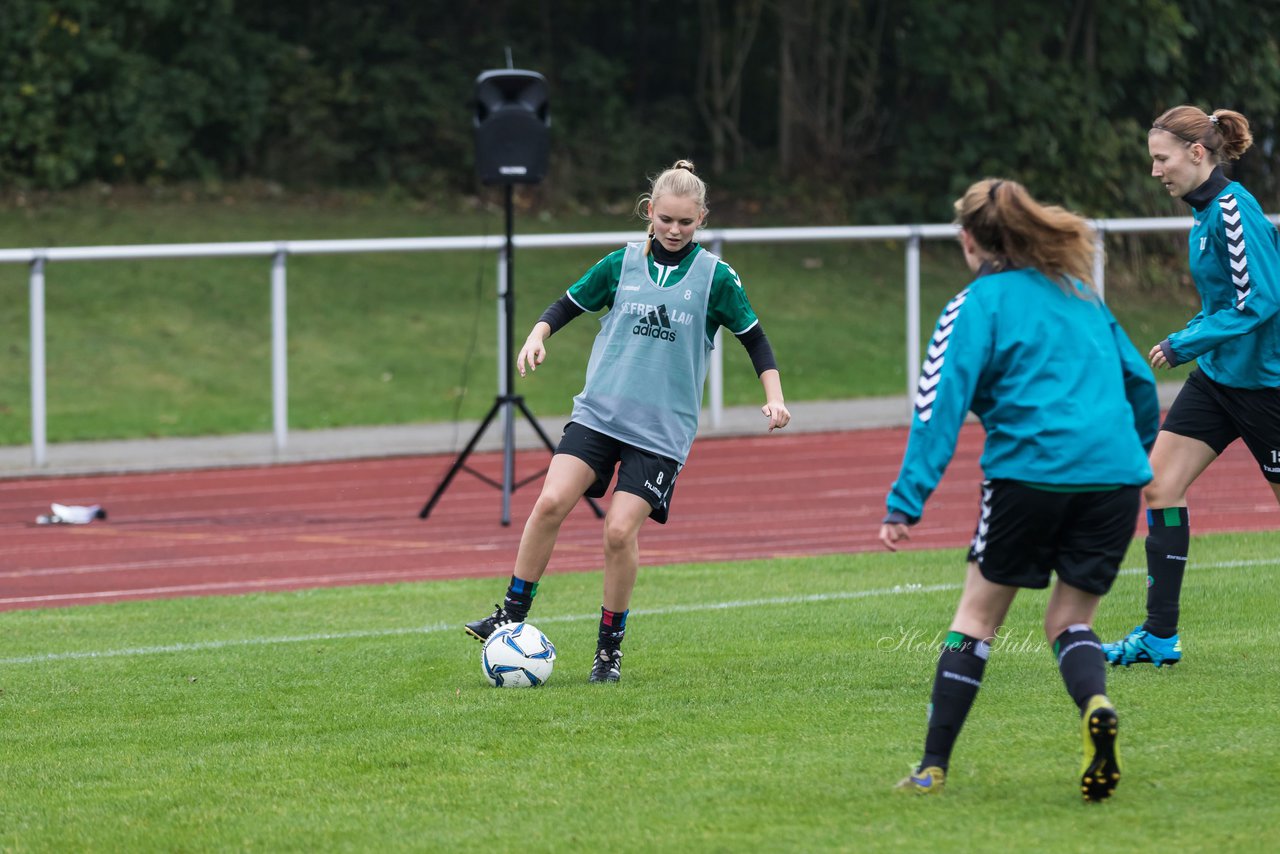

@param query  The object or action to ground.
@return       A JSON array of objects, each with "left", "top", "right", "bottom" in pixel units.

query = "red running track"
[{"left": 1, "top": 425, "right": 1275, "bottom": 611}]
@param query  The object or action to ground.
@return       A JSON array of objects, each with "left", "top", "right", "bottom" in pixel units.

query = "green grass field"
[
  {"left": 0, "top": 192, "right": 1197, "bottom": 445},
  {"left": 2, "top": 530, "right": 1274, "bottom": 852}
]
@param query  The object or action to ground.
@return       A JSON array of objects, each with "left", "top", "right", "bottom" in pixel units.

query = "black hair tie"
[{"left": 1152, "top": 122, "right": 1201, "bottom": 146}]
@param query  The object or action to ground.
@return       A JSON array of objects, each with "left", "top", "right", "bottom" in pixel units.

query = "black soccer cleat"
[
  {"left": 464, "top": 604, "right": 518, "bottom": 642},
  {"left": 589, "top": 647, "right": 623, "bottom": 683}
]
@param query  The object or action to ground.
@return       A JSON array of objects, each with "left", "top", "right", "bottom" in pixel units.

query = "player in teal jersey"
[
  {"left": 881, "top": 178, "right": 1158, "bottom": 801},
  {"left": 464, "top": 160, "right": 791, "bottom": 683},
  {"left": 1104, "top": 106, "right": 1280, "bottom": 669}
]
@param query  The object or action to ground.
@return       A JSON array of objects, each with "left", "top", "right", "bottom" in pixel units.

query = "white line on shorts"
[{"left": 1, "top": 557, "right": 1274, "bottom": 666}]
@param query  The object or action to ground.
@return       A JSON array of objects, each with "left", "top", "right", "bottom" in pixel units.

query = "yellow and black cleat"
[
  {"left": 895, "top": 765, "right": 946, "bottom": 795},
  {"left": 1080, "top": 695, "right": 1121, "bottom": 802}
]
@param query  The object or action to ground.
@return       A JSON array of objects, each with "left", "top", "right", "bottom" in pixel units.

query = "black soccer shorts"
[
  {"left": 966, "top": 480, "right": 1141, "bottom": 595},
  {"left": 1161, "top": 369, "right": 1280, "bottom": 483},
  {"left": 555, "top": 421, "right": 682, "bottom": 524}
]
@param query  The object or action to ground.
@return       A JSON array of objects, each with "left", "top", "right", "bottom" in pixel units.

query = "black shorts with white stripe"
[
  {"left": 1161, "top": 369, "right": 1280, "bottom": 483},
  {"left": 555, "top": 421, "right": 682, "bottom": 524},
  {"left": 966, "top": 480, "right": 1141, "bottom": 595}
]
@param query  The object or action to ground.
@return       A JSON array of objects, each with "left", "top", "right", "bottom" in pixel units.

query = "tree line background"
[{"left": 3, "top": 0, "right": 1278, "bottom": 222}]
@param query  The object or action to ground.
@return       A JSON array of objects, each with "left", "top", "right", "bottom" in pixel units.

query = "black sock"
[
  {"left": 1054, "top": 624, "right": 1106, "bottom": 713},
  {"left": 502, "top": 576, "right": 538, "bottom": 622},
  {"left": 920, "top": 631, "right": 989, "bottom": 771},
  {"left": 598, "top": 607, "right": 627, "bottom": 650},
  {"left": 1143, "top": 507, "right": 1189, "bottom": 637}
]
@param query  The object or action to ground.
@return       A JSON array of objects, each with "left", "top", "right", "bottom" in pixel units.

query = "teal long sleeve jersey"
[
  {"left": 885, "top": 266, "right": 1159, "bottom": 524},
  {"left": 1163, "top": 170, "right": 1280, "bottom": 389}
]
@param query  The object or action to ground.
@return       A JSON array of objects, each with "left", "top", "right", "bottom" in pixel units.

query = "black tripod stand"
[{"left": 419, "top": 185, "right": 604, "bottom": 525}]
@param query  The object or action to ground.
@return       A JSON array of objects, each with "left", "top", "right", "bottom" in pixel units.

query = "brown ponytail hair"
[
  {"left": 955, "top": 178, "right": 1096, "bottom": 292},
  {"left": 1150, "top": 105, "right": 1253, "bottom": 162},
  {"left": 636, "top": 159, "right": 708, "bottom": 255}
]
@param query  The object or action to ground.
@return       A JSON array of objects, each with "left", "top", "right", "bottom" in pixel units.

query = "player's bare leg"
[
  {"left": 590, "top": 491, "right": 651, "bottom": 683},
  {"left": 950, "top": 562, "right": 1018, "bottom": 640},
  {"left": 1144, "top": 431, "right": 1218, "bottom": 508},
  {"left": 513, "top": 454, "right": 599, "bottom": 583},
  {"left": 464, "top": 454, "right": 596, "bottom": 641},
  {"left": 600, "top": 491, "right": 651, "bottom": 612}
]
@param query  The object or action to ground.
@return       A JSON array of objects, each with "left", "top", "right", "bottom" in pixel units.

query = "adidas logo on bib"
[{"left": 633, "top": 305, "right": 678, "bottom": 342}]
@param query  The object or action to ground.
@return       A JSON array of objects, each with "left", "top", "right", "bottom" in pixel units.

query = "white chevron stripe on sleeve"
[
  {"left": 914, "top": 287, "right": 970, "bottom": 422},
  {"left": 1219, "top": 195, "right": 1250, "bottom": 312}
]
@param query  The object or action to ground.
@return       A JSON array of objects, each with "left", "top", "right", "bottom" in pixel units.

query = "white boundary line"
[
  {"left": 1, "top": 557, "right": 1274, "bottom": 666},
  {"left": 0, "top": 567, "right": 466, "bottom": 606}
]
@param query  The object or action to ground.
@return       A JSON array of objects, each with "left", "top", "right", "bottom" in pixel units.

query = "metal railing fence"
[{"left": 3, "top": 213, "right": 1275, "bottom": 467}]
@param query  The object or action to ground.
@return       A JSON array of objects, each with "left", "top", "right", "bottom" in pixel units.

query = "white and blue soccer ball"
[{"left": 481, "top": 623, "right": 556, "bottom": 687}]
